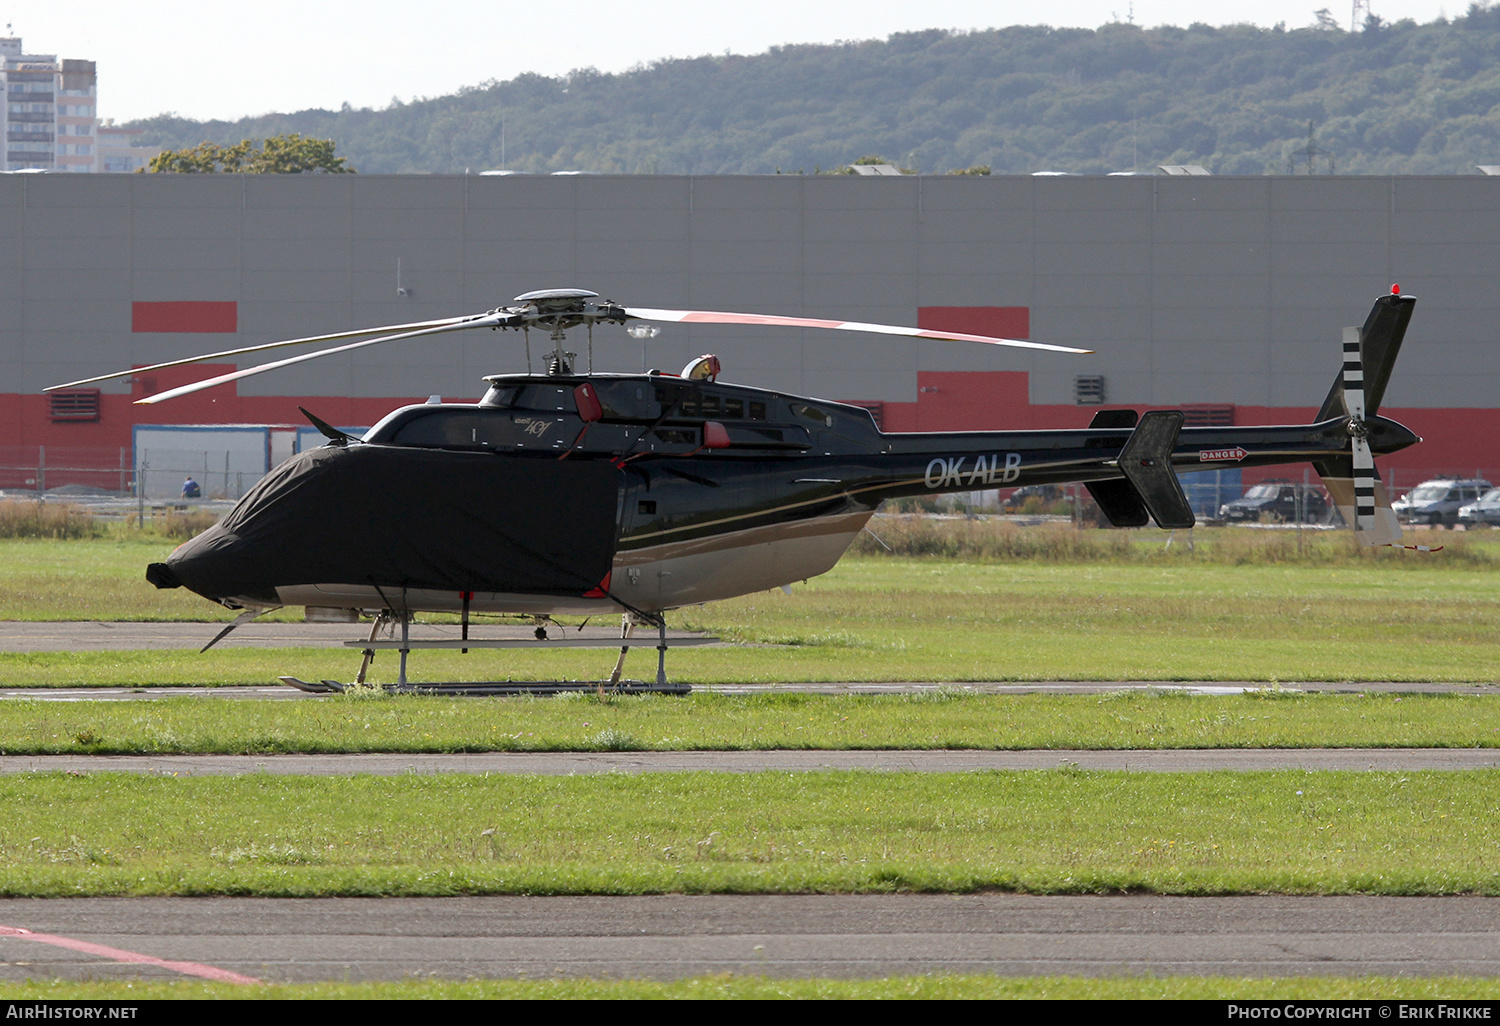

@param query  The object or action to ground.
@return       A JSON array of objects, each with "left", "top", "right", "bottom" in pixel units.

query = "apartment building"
[{"left": 1, "top": 36, "right": 155, "bottom": 172}]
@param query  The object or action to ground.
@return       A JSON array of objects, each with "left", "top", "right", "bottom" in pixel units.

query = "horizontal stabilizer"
[
  {"left": 1083, "top": 409, "right": 1148, "bottom": 527},
  {"left": 1117, "top": 410, "right": 1195, "bottom": 530},
  {"left": 1086, "top": 480, "right": 1150, "bottom": 527}
]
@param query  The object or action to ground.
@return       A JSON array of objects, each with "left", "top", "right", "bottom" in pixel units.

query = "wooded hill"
[{"left": 130, "top": 7, "right": 1500, "bottom": 175}]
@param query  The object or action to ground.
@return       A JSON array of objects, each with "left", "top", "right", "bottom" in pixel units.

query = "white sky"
[{"left": 0, "top": 0, "right": 1463, "bottom": 123}]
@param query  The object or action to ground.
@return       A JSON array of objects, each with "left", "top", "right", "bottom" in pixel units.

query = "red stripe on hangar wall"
[{"left": 132, "top": 302, "right": 238, "bottom": 333}]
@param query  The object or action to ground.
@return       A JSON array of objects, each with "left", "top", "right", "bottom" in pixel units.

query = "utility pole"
[{"left": 1352, "top": 0, "right": 1371, "bottom": 31}]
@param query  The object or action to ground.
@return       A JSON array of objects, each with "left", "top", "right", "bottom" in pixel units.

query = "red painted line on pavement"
[{"left": 0, "top": 923, "right": 261, "bottom": 984}]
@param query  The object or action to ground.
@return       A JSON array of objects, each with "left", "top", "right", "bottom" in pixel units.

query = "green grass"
[
  {"left": 851, "top": 515, "right": 1499, "bottom": 565},
  {"left": 2, "top": 531, "right": 1498, "bottom": 681},
  {"left": 4, "top": 533, "right": 1495, "bottom": 992},
  {"left": 7, "top": 976, "right": 1499, "bottom": 999},
  {"left": 4, "top": 550, "right": 1500, "bottom": 683},
  {"left": 1, "top": 691, "right": 1497, "bottom": 755},
  {"left": 0, "top": 770, "right": 1495, "bottom": 897},
  {"left": 0, "top": 535, "right": 300, "bottom": 622}
]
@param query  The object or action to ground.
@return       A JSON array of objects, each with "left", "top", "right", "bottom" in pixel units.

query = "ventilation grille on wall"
[
  {"left": 1180, "top": 404, "right": 1235, "bottom": 427},
  {"left": 1074, "top": 375, "right": 1106, "bottom": 405},
  {"left": 841, "top": 400, "right": 885, "bottom": 429},
  {"left": 48, "top": 389, "right": 101, "bottom": 422}
]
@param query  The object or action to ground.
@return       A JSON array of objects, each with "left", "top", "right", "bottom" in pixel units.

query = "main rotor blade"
[
  {"left": 621, "top": 307, "right": 1093, "bottom": 355},
  {"left": 134, "top": 313, "right": 508, "bottom": 405},
  {"left": 45, "top": 315, "right": 480, "bottom": 393}
]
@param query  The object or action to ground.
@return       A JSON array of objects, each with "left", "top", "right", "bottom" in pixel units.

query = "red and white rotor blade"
[
  {"left": 622, "top": 308, "right": 1092, "bottom": 355},
  {"left": 46, "top": 315, "right": 479, "bottom": 393},
  {"left": 134, "top": 313, "right": 509, "bottom": 405}
]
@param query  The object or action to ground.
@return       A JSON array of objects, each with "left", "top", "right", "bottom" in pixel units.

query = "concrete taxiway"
[
  {"left": 2, "top": 895, "right": 1498, "bottom": 982},
  {"left": 3, "top": 621, "right": 1493, "bottom": 986}
]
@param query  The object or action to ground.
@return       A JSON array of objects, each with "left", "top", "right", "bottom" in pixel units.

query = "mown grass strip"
[
  {"left": 1, "top": 527, "right": 1496, "bottom": 616},
  {"left": 6, "top": 542, "right": 1500, "bottom": 682},
  {"left": 0, "top": 770, "right": 1494, "bottom": 897},
  {"left": 1, "top": 691, "right": 1497, "bottom": 755},
  {"left": 7, "top": 975, "right": 1500, "bottom": 999}
]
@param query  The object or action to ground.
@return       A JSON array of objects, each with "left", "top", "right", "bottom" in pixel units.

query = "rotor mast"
[{"left": 506, "top": 289, "right": 627, "bottom": 376}]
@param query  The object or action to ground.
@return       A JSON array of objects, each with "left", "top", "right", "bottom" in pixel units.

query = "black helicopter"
[{"left": 47, "top": 287, "right": 1421, "bottom": 692}]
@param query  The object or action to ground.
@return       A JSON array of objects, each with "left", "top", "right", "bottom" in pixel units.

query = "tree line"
[{"left": 134, "top": 5, "right": 1500, "bottom": 176}]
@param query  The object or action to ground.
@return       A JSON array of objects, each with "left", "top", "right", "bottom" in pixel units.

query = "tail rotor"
[
  {"left": 1312, "top": 288, "right": 1415, "bottom": 549},
  {"left": 1342, "top": 325, "right": 1382, "bottom": 538}
]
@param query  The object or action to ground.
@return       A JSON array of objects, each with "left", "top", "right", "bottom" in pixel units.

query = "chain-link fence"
[
  {"left": 0, "top": 446, "right": 137, "bottom": 497},
  {"left": 0, "top": 445, "right": 276, "bottom": 503},
  {"left": 3, "top": 444, "right": 1496, "bottom": 519}
]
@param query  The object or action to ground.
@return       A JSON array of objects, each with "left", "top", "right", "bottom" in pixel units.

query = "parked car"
[
  {"left": 1458, "top": 487, "right": 1500, "bottom": 528},
  {"left": 1001, "top": 484, "right": 1068, "bottom": 513},
  {"left": 1392, "top": 478, "right": 1493, "bottom": 528},
  {"left": 1218, "top": 481, "right": 1329, "bottom": 524}
]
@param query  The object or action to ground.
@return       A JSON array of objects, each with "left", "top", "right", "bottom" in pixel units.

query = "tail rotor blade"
[
  {"left": 1344, "top": 325, "right": 1405, "bottom": 545},
  {"left": 1343, "top": 326, "right": 1366, "bottom": 422},
  {"left": 1320, "top": 325, "right": 1403, "bottom": 546},
  {"left": 1347, "top": 326, "right": 1373, "bottom": 536},
  {"left": 1352, "top": 435, "right": 1378, "bottom": 536}
]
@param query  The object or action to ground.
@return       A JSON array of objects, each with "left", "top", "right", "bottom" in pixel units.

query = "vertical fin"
[{"left": 1316, "top": 292, "right": 1416, "bottom": 422}]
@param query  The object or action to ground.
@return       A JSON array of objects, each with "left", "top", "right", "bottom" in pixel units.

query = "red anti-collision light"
[{"left": 1391, "top": 283, "right": 1400, "bottom": 294}]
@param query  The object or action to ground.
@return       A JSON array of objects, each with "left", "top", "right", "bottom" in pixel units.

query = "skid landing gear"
[
  {"left": 278, "top": 611, "right": 709, "bottom": 695},
  {"left": 278, "top": 678, "right": 690, "bottom": 696}
]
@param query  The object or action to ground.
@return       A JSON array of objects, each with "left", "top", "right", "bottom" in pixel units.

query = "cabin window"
[
  {"left": 485, "top": 384, "right": 574, "bottom": 413},
  {"left": 795, "top": 403, "right": 833, "bottom": 427},
  {"left": 389, "top": 410, "right": 526, "bottom": 448}
]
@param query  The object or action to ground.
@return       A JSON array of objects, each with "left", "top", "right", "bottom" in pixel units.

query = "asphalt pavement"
[
  {"left": 3, "top": 895, "right": 1498, "bottom": 982},
  {"left": 2, "top": 748, "right": 1498, "bottom": 776},
  {"left": 2, "top": 621, "right": 1495, "bottom": 987}
]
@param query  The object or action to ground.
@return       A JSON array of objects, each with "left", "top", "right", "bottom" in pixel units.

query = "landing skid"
[
  {"left": 277, "top": 677, "right": 691, "bottom": 696},
  {"left": 284, "top": 610, "right": 709, "bottom": 695}
]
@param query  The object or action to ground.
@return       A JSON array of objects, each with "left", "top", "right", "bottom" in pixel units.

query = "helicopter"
[{"left": 46, "top": 286, "right": 1422, "bottom": 693}]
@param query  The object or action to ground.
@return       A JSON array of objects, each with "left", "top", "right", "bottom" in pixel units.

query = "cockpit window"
[
  {"left": 388, "top": 409, "right": 519, "bottom": 448},
  {"left": 795, "top": 403, "right": 834, "bottom": 427},
  {"left": 483, "top": 384, "right": 574, "bottom": 413}
]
